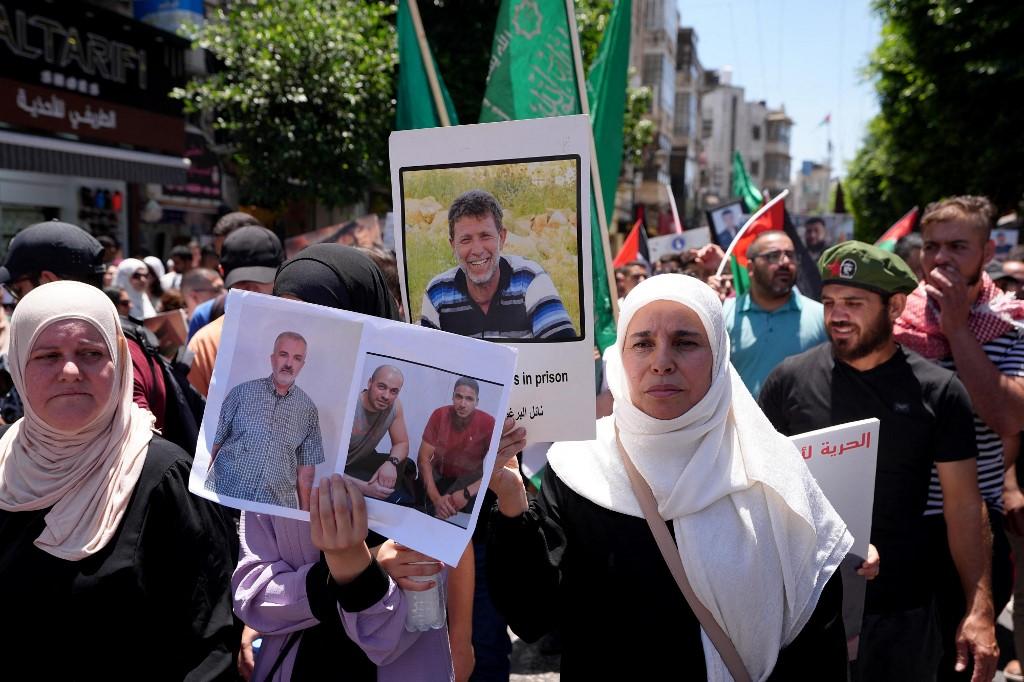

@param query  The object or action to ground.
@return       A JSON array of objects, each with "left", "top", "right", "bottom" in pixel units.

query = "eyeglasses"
[
  {"left": 117, "top": 299, "right": 132, "bottom": 309},
  {"left": 2, "top": 275, "right": 38, "bottom": 302},
  {"left": 753, "top": 249, "right": 796, "bottom": 265}
]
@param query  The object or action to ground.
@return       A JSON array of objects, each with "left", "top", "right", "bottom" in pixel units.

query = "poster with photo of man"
[
  {"left": 707, "top": 200, "right": 747, "bottom": 248},
  {"left": 390, "top": 115, "right": 596, "bottom": 444},
  {"left": 189, "top": 290, "right": 516, "bottom": 565}
]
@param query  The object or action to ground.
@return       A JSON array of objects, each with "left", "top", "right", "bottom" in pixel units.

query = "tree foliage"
[
  {"left": 173, "top": 0, "right": 396, "bottom": 208},
  {"left": 847, "top": 0, "right": 1024, "bottom": 240}
]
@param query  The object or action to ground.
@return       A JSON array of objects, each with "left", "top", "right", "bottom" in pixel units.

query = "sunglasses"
[{"left": 131, "top": 272, "right": 149, "bottom": 280}]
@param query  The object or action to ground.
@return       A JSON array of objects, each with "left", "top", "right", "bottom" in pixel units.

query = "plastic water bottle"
[{"left": 404, "top": 566, "right": 446, "bottom": 631}]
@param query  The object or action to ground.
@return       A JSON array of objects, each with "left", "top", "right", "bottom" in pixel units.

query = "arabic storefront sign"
[
  {"left": 0, "top": 0, "right": 186, "bottom": 114},
  {"left": 162, "top": 131, "right": 222, "bottom": 200},
  {"left": 0, "top": 0, "right": 186, "bottom": 154},
  {"left": 0, "top": 79, "right": 184, "bottom": 155}
]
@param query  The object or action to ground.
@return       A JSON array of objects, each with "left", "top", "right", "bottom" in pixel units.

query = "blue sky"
[{"left": 677, "top": 0, "right": 882, "bottom": 177}]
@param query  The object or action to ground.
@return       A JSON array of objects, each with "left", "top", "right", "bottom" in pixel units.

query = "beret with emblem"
[{"left": 817, "top": 241, "right": 919, "bottom": 295}]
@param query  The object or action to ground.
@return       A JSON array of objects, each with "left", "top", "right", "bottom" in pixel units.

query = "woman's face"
[
  {"left": 23, "top": 319, "right": 115, "bottom": 431},
  {"left": 621, "top": 300, "right": 714, "bottom": 420},
  {"left": 129, "top": 267, "right": 149, "bottom": 292}
]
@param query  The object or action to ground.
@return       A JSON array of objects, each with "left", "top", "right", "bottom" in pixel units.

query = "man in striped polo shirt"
[
  {"left": 420, "top": 189, "right": 576, "bottom": 340},
  {"left": 895, "top": 195, "right": 1024, "bottom": 681}
]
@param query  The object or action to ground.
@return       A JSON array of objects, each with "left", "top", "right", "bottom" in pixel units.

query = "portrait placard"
[
  {"left": 647, "top": 227, "right": 712, "bottom": 263},
  {"left": 390, "top": 115, "right": 596, "bottom": 444},
  {"left": 187, "top": 290, "right": 516, "bottom": 566}
]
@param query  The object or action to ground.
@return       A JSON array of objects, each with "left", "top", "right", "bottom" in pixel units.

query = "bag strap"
[{"left": 615, "top": 428, "right": 753, "bottom": 682}]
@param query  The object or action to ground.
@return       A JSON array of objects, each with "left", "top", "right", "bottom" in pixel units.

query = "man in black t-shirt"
[{"left": 760, "top": 241, "right": 997, "bottom": 682}]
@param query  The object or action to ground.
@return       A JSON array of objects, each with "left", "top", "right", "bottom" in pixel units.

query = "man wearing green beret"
[{"left": 759, "top": 240, "right": 996, "bottom": 682}]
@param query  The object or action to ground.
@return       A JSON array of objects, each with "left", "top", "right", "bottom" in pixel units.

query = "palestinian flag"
[
  {"left": 613, "top": 219, "right": 650, "bottom": 268},
  {"left": 717, "top": 190, "right": 822, "bottom": 299},
  {"left": 718, "top": 192, "right": 787, "bottom": 295},
  {"left": 875, "top": 207, "right": 919, "bottom": 252}
]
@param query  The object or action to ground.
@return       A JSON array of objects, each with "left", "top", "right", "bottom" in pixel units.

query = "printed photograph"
[
  {"left": 399, "top": 156, "right": 583, "bottom": 342},
  {"left": 707, "top": 200, "right": 747, "bottom": 248},
  {"left": 193, "top": 296, "right": 363, "bottom": 517},
  {"left": 345, "top": 352, "right": 505, "bottom": 529},
  {"left": 793, "top": 214, "right": 856, "bottom": 262}
]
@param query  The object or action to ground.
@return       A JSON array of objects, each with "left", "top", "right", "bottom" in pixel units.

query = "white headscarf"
[
  {"left": 115, "top": 258, "right": 157, "bottom": 319},
  {"left": 0, "top": 281, "right": 156, "bottom": 560},
  {"left": 548, "top": 274, "right": 852, "bottom": 682}
]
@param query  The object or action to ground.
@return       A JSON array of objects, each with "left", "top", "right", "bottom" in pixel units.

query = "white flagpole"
[
  {"left": 714, "top": 189, "right": 790, "bottom": 278},
  {"left": 664, "top": 182, "right": 683, "bottom": 234}
]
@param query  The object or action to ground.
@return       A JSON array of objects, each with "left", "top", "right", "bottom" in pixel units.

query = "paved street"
[{"left": 509, "top": 632, "right": 560, "bottom": 682}]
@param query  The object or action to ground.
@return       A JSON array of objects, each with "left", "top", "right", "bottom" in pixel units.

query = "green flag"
[
  {"left": 732, "top": 150, "right": 763, "bottom": 213},
  {"left": 396, "top": 0, "right": 459, "bottom": 130},
  {"left": 479, "top": 0, "right": 579, "bottom": 122},
  {"left": 586, "top": 0, "right": 632, "bottom": 352},
  {"left": 479, "top": 0, "right": 627, "bottom": 352}
]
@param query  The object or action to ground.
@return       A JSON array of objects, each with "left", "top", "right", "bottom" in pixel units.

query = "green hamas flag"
[
  {"left": 586, "top": 0, "right": 632, "bottom": 352},
  {"left": 732, "top": 150, "right": 763, "bottom": 213},
  {"left": 396, "top": 0, "right": 459, "bottom": 130},
  {"left": 479, "top": 0, "right": 579, "bottom": 122}
]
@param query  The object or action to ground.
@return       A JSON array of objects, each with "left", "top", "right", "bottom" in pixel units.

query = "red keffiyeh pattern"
[{"left": 894, "top": 273, "right": 1024, "bottom": 359}]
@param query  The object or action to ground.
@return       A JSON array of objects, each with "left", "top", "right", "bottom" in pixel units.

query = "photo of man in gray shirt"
[{"left": 205, "top": 331, "right": 324, "bottom": 509}]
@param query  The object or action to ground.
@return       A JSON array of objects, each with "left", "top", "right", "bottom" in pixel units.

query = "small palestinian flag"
[{"left": 875, "top": 207, "right": 919, "bottom": 252}]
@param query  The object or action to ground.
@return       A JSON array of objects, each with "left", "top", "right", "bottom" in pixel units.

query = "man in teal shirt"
[{"left": 723, "top": 231, "right": 827, "bottom": 396}]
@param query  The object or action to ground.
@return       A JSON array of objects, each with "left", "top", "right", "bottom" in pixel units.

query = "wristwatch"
[
  {"left": 462, "top": 487, "right": 472, "bottom": 501},
  {"left": 387, "top": 456, "right": 401, "bottom": 467}
]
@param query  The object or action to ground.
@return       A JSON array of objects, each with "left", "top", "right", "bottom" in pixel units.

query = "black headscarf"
[{"left": 273, "top": 244, "right": 399, "bottom": 320}]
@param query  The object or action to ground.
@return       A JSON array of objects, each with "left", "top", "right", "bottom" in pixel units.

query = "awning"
[{"left": 0, "top": 130, "right": 189, "bottom": 184}]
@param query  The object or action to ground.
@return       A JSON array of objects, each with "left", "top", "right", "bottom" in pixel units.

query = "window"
[
  {"left": 751, "top": 125, "right": 761, "bottom": 141},
  {"left": 642, "top": 54, "right": 661, "bottom": 88},
  {"left": 643, "top": 0, "right": 664, "bottom": 30},
  {"left": 702, "top": 119, "right": 713, "bottom": 138},
  {"left": 750, "top": 160, "right": 760, "bottom": 176},
  {"left": 673, "top": 92, "right": 692, "bottom": 137}
]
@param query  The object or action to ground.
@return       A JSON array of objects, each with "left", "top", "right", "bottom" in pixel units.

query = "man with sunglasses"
[{"left": 722, "top": 230, "right": 827, "bottom": 396}]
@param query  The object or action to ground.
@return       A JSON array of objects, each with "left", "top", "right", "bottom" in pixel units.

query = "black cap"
[
  {"left": 169, "top": 244, "right": 192, "bottom": 259},
  {"left": 220, "top": 226, "right": 284, "bottom": 287},
  {"left": 0, "top": 220, "right": 106, "bottom": 284}
]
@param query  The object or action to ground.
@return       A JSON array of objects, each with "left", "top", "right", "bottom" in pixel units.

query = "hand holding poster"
[
  {"left": 188, "top": 290, "right": 516, "bottom": 566},
  {"left": 390, "top": 115, "right": 596, "bottom": 444}
]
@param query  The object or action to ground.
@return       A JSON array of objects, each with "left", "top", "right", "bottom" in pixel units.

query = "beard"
[
  {"left": 461, "top": 254, "right": 500, "bottom": 286},
  {"left": 828, "top": 307, "right": 892, "bottom": 363},
  {"left": 752, "top": 266, "right": 795, "bottom": 299}
]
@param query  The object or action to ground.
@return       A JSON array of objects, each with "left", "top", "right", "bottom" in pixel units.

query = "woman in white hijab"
[
  {"left": 487, "top": 274, "right": 854, "bottom": 681},
  {"left": 114, "top": 257, "right": 157, "bottom": 319},
  {"left": 0, "top": 280, "right": 237, "bottom": 676}
]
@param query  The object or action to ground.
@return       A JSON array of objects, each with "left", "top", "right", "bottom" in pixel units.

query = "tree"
[
  {"left": 847, "top": 0, "right": 1024, "bottom": 240},
  {"left": 173, "top": 0, "right": 396, "bottom": 208}
]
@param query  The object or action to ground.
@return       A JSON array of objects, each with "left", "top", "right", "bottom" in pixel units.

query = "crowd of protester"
[{"left": 0, "top": 195, "right": 1021, "bottom": 681}]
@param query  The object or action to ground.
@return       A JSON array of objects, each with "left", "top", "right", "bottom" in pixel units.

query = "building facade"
[{"left": 0, "top": 0, "right": 223, "bottom": 260}]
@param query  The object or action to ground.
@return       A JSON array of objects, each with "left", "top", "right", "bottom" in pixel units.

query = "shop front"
[{"left": 0, "top": 0, "right": 190, "bottom": 259}]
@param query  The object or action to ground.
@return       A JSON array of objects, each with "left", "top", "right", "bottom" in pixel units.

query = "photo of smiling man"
[
  {"left": 420, "top": 189, "right": 576, "bottom": 340},
  {"left": 204, "top": 330, "right": 325, "bottom": 510}
]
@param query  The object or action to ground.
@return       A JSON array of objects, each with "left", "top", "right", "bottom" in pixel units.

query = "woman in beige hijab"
[{"left": 0, "top": 280, "right": 237, "bottom": 677}]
